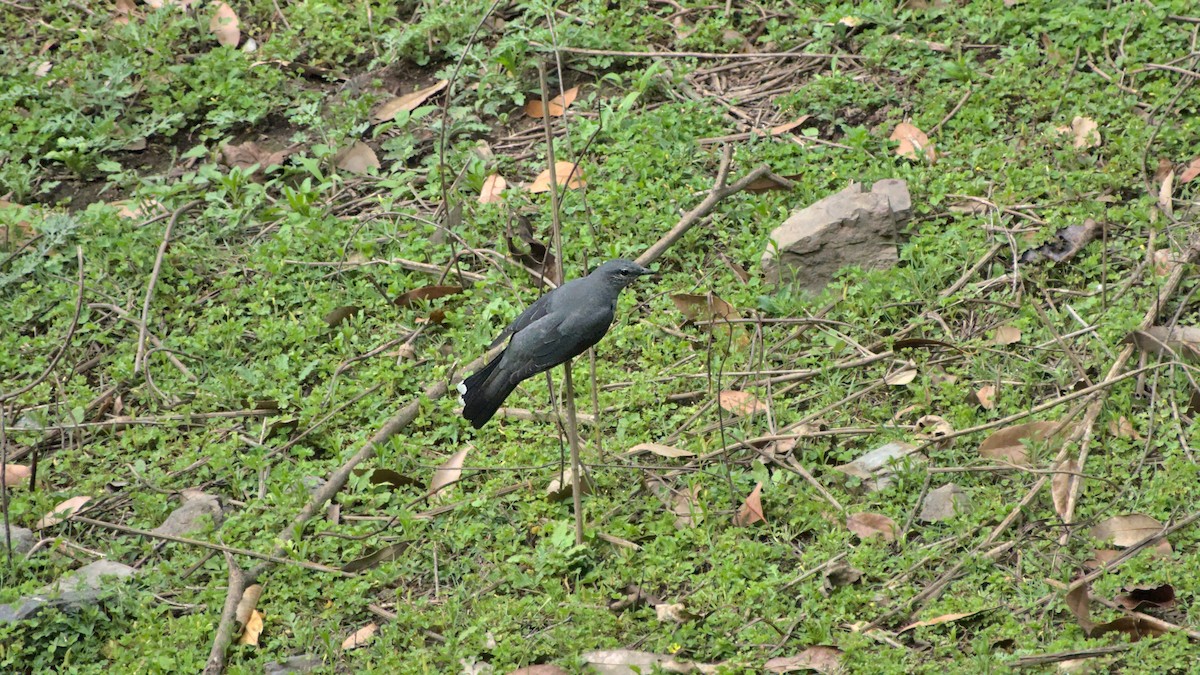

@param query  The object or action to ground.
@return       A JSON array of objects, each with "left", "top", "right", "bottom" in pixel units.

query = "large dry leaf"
[
  {"left": 969, "top": 385, "right": 996, "bottom": 410},
  {"left": 1107, "top": 416, "right": 1141, "bottom": 440},
  {"left": 546, "top": 465, "right": 593, "bottom": 503},
  {"left": 528, "top": 162, "right": 585, "bottom": 193},
  {"left": 37, "top": 495, "right": 92, "bottom": 528},
  {"left": 209, "top": 2, "right": 240, "bottom": 47},
  {"left": 341, "top": 622, "right": 377, "bottom": 650},
  {"left": 993, "top": 325, "right": 1021, "bottom": 345},
  {"left": 733, "top": 482, "right": 765, "bottom": 526},
  {"left": 322, "top": 305, "right": 361, "bottom": 327},
  {"left": 1065, "top": 584, "right": 1093, "bottom": 632},
  {"left": 883, "top": 366, "right": 917, "bottom": 386},
  {"left": 919, "top": 483, "right": 969, "bottom": 522},
  {"left": 394, "top": 285, "right": 463, "bottom": 307},
  {"left": 1090, "top": 514, "right": 1163, "bottom": 547},
  {"left": 508, "top": 667, "right": 570, "bottom": 675},
  {"left": 478, "top": 174, "right": 507, "bottom": 203},
  {"left": 671, "top": 292, "right": 740, "bottom": 322},
  {"left": 235, "top": 584, "right": 263, "bottom": 625},
  {"left": 834, "top": 440, "right": 922, "bottom": 493},
  {"left": 342, "top": 541, "right": 411, "bottom": 573},
  {"left": 717, "top": 390, "right": 763, "bottom": 416},
  {"left": 1115, "top": 584, "right": 1175, "bottom": 611},
  {"left": 890, "top": 122, "right": 936, "bottom": 162},
  {"left": 671, "top": 483, "right": 703, "bottom": 529},
  {"left": 525, "top": 86, "right": 579, "bottom": 118},
  {"left": 220, "top": 141, "right": 291, "bottom": 173},
  {"left": 655, "top": 602, "right": 698, "bottom": 623},
  {"left": 898, "top": 610, "right": 987, "bottom": 633},
  {"left": 823, "top": 562, "right": 862, "bottom": 589},
  {"left": 1058, "top": 116, "right": 1100, "bottom": 149},
  {"left": 238, "top": 610, "right": 264, "bottom": 646},
  {"left": 152, "top": 489, "right": 223, "bottom": 537},
  {"left": 1, "top": 464, "right": 31, "bottom": 486},
  {"left": 1180, "top": 157, "right": 1200, "bottom": 183},
  {"left": 1050, "top": 459, "right": 1080, "bottom": 520},
  {"left": 846, "top": 512, "right": 896, "bottom": 542},
  {"left": 977, "top": 420, "right": 1066, "bottom": 467},
  {"left": 335, "top": 141, "right": 380, "bottom": 174},
  {"left": 429, "top": 446, "right": 471, "bottom": 496},
  {"left": 764, "top": 646, "right": 843, "bottom": 674},
  {"left": 372, "top": 80, "right": 449, "bottom": 123},
  {"left": 1127, "top": 326, "right": 1200, "bottom": 362},
  {"left": 626, "top": 443, "right": 695, "bottom": 458},
  {"left": 582, "top": 649, "right": 712, "bottom": 674},
  {"left": 1018, "top": 219, "right": 1101, "bottom": 264}
]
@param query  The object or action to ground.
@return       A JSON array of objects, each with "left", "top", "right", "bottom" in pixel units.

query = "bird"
[{"left": 458, "top": 258, "right": 655, "bottom": 428}]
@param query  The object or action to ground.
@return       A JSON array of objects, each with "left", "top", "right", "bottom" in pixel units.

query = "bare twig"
[
  {"left": 135, "top": 201, "right": 198, "bottom": 375},
  {"left": 203, "top": 553, "right": 247, "bottom": 675}
]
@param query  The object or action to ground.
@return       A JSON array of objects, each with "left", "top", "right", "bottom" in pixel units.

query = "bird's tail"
[{"left": 459, "top": 352, "right": 518, "bottom": 429}]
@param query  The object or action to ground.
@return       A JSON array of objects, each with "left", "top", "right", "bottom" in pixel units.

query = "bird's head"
[{"left": 595, "top": 259, "right": 655, "bottom": 289}]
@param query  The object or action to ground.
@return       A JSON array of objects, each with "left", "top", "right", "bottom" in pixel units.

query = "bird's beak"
[{"left": 637, "top": 265, "right": 656, "bottom": 277}]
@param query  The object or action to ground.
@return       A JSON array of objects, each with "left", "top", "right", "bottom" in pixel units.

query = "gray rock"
[
  {"left": 919, "top": 483, "right": 970, "bottom": 522},
  {"left": 763, "top": 180, "right": 912, "bottom": 292},
  {"left": 0, "top": 560, "right": 136, "bottom": 623},
  {"left": 265, "top": 655, "right": 323, "bottom": 674},
  {"left": 2, "top": 525, "right": 35, "bottom": 556},
  {"left": 152, "top": 490, "right": 223, "bottom": 537}
]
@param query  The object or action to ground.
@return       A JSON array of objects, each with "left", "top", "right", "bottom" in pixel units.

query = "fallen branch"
[
  {"left": 135, "top": 201, "right": 198, "bottom": 375},
  {"left": 637, "top": 145, "right": 795, "bottom": 267}
]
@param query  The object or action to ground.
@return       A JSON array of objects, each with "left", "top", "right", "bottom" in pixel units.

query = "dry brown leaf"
[
  {"left": 1128, "top": 326, "right": 1200, "bottom": 362},
  {"left": 429, "top": 446, "right": 471, "bottom": 497},
  {"left": 322, "top": 305, "right": 361, "bottom": 328},
  {"left": 1084, "top": 540, "right": 1171, "bottom": 569},
  {"left": 1050, "top": 459, "right": 1079, "bottom": 520},
  {"left": 993, "top": 325, "right": 1021, "bottom": 345},
  {"left": 525, "top": 86, "right": 579, "bottom": 118},
  {"left": 342, "top": 541, "right": 411, "bottom": 573},
  {"left": 764, "top": 646, "right": 843, "bottom": 674},
  {"left": 717, "top": 253, "right": 751, "bottom": 284},
  {"left": 1065, "top": 584, "right": 1094, "bottom": 633},
  {"left": 1090, "top": 514, "right": 1163, "bottom": 548},
  {"left": 823, "top": 562, "right": 862, "bottom": 589},
  {"left": 833, "top": 441, "right": 922, "bottom": 493},
  {"left": 898, "top": 610, "right": 986, "bottom": 633},
  {"left": 209, "top": 2, "right": 240, "bottom": 47},
  {"left": 733, "top": 482, "right": 765, "bottom": 526},
  {"left": 1107, "top": 416, "right": 1141, "bottom": 440},
  {"left": 626, "top": 443, "right": 695, "bottom": 458},
  {"left": 971, "top": 385, "right": 996, "bottom": 410},
  {"left": 528, "top": 161, "right": 585, "bottom": 193},
  {"left": 671, "top": 292, "right": 740, "bottom": 322},
  {"left": 1153, "top": 249, "right": 1173, "bottom": 275},
  {"left": 341, "top": 622, "right": 377, "bottom": 650},
  {"left": 2, "top": 464, "right": 31, "bottom": 486},
  {"left": 235, "top": 584, "right": 263, "bottom": 625},
  {"left": 883, "top": 366, "right": 917, "bottom": 386},
  {"left": 582, "top": 649, "right": 711, "bottom": 674},
  {"left": 546, "top": 465, "right": 593, "bottom": 503},
  {"left": 394, "top": 285, "right": 463, "bottom": 307},
  {"left": 1158, "top": 170, "right": 1175, "bottom": 217},
  {"left": 668, "top": 483, "right": 703, "bottom": 529},
  {"left": 507, "top": 666, "right": 570, "bottom": 675},
  {"left": 846, "top": 512, "right": 896, "bottom": 542},
  {"left": 334, "top": 141, "right": 380, "bottom": 174},
  {"left": 978, "top": 420, "right": 1065, "bottom": 467},
  {"left": 1115, "top": 584, "right": 1175, "bottom": 611},
  {"left": 654, "top": 602, "right": 698, "bottom": 623},
  {"left": 890, "top": 122, "right": 936, "bottom": 162},
  {"left": 768, "top": 115, "right": 811, "bottom": 136},
  {"left": 915, "top": 415, "right": 953, "bottom": 441},
  {"left": 219, "top": 141, "right": 291, "bottom": 173},
  {"left": 478, "top": 174, "right": 507, "bottom": 203},
  {"left": 1179, "top": 157, "right": 1200, "bottom": 183},
  {"left": 718, "top": 390, "right": 763, "bottom": 416},
  {"left": 1058, "top": 116, "right": 1100, "bottom": 149},
  {"left": 1091, "top": 616, "right": 1167, "bottom": 641},
  {"left": 238, "top": 609, "right": 264, "bottom": 646},
  {"left": 372, "top": 80, "right": 449, "bottom": 123},
  {"left": 37, "top": 495, "right": 92, "bottom": 528}
]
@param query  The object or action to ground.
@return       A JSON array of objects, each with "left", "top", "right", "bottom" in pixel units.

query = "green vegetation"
[{"left": 1, "top": 0, "right": 1198, "bottom": 672}]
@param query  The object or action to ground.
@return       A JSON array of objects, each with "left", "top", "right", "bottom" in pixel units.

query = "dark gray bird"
[{"left": 458, "top": 258, "right": 654, "bottom": 428}]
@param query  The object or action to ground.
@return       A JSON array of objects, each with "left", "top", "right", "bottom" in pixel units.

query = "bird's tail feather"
[{"left": 460, "top": 353, "right": 517, "bottom": 429}]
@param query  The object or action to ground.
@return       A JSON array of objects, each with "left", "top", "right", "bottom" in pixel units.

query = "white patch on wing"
[{"left": 456, "top": 381, "right": 466, "bottom": 406}]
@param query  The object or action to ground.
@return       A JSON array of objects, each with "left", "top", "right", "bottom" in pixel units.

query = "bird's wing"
[
  {"left": 503, "top": 307, "right": 612, "bottom": 384},
  {"left": 488, "top": 291, "right": 554, "bottom": 349}
]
